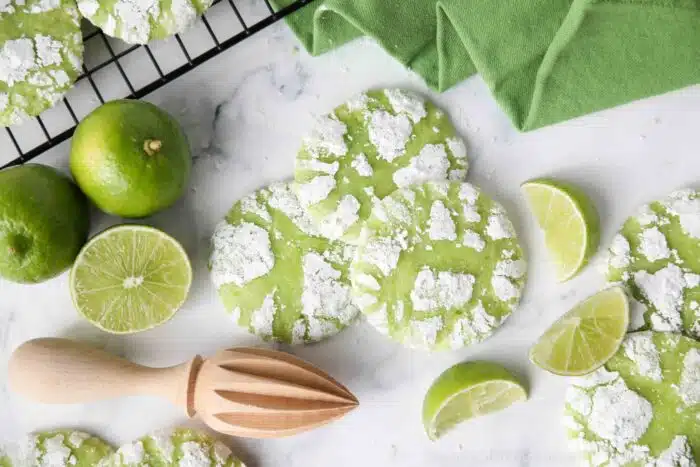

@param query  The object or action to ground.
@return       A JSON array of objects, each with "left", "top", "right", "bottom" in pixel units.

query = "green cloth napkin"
[{"left": 272, "top": 0, "right": 700, "bottom": 131}]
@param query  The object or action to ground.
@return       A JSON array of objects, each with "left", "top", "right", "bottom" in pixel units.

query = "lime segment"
[
  {"left": 530, "top": 286, "right": 629, "bottom": 376},
  {"left": 521, "top": 179, "right": 600, "bottom": 281},
  {"left": 422, "top": 361, "right": 527, "bottom": 440},
  {"left": 70, "top": 225, "right": 192, "bottom": 334}
]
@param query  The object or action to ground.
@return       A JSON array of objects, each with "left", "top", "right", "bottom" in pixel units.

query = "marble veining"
[{"left": 0, "top": 9, "right": 699, "bottom": 467}]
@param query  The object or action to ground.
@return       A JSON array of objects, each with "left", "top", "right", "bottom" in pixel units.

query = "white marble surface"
[{"left": 1, "top": 7, "right": 700, "bottom": 466}]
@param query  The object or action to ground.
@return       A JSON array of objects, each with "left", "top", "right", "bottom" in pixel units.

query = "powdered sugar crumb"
[
  {"left": 638, "top": 227, "right": 670, "bottom": 262},
  {"left": 393, "top": 144, "right": 450, "bottom": 188},
  {"left": 362, "top": 233, "right": 407, "bottom": 276},
  {"left": 428, "top": 200, "right": 456, "bottom": 241},
  {"left": 410, "top": 268, "right": 474, "bottom": 312},
  {"left": 304, "top": 114, "right": 348, "bottom": 157},
  {"left": 458, "top": 183, "right": 479, "bottom": 204},
  {"left": 588, "top": 378, "right": 653, "bottom": 450},
  {"left": 678, "top": 348, "right": 700, "bottom": 406},
  {"left": 491, "top": 276, "right": 519, "bottom": 302},
  {"left": 463, "top": 230, "right": 485, "bottom": 251},
  {"left": 179, "top": 440, "right": 210, "bottom": 466},
  {"left": 210, "top": 221, "right": 274, "bottom": 288},
  {"left": 622, "top": 332, "right": 662, "bottom": 381},
  {"left": 450, "top": 301, "right": 496, "bottom": 349},
  {"left": 634, "top": 264, "right": 685, "bottom": 332},
  {"left": 486, "top": 210, "right": 514, "bottom": 240},
  {"left": 318, "top": 195, "right": 360, "bottom": 240},
  {"left": 368, "top": 110, "right": 412, "bottom": 162},
  {"left": 609, "top": 234, "right": 631, "bottom": 269},
  {"left": 301, "top": 252, "right": 356, "bottom": 328},
  {"left": 297, "top": 175, "right": 336, "bottom": 208},
  {"left": 384, "top": 88, "right": 426, "bottom": 123},
  {"left": 350, "top": 153, "right": 373, "bottom": 177}
]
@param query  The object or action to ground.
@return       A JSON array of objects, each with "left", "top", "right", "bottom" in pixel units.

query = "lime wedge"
[
  {"left": 70, "top": 225, "right": 192, "bottom": 334},
  {"left": 530, "top": 286, "right": 629, "bottom": 376},
  {"left": 422, "top": 361, "right": 527, "bottom": 440},
  {"left": 521, "top": 178, "right": 599, "bottom": 281}
]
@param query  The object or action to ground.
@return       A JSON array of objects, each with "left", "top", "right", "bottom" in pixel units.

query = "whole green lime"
[
  {"left": 0, "top": 164, "right": 90, "bottom": 284},
  {"left": 70, "top": 99, "right": 192, "bottom": 218}
]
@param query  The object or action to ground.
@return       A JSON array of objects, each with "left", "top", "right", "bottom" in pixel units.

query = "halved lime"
[
  {"left": 70, "top": 225, "right": 192, "bottom": 334},
  {"left": 521, "top": 178, "right": 599, "bottom": 281},
  {"left": 530, "top": 286, "right": 629, "bottom": 376},
  {"left": 422, "top": 361, "right": 527, "bottom": 440}
]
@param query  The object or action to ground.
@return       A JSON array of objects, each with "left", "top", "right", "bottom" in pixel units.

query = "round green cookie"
[
  {"left": 0, "top": 0, "right": 83, "bottom": 126},
  {"left": 78, "top": 0, "right": 214, "bottom": 45},
  {"left": 607, "top": 189, "right": 700, "bottom": 337},
  {"left": 351, "top": 181, "right": 526, "bottom": 351},
  {"left": 295, "top": 88, "right": 469, "bottom": 243},
  {"left": 564, "top": 331, "right": 700, "bottom": 466},
  {"left": 209, "top": 182, "right": 358, "bottom": 344},
  {"left": 6, "top": 430, "right": 114, "bottom": 466},
  {"left": 106, "top": 428, "right": 244, "bottom": 466}
]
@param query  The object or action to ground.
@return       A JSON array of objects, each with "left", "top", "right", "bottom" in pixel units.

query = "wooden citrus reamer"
[{"left": 7, "top": 338, "right": 358, "bottom": 438}]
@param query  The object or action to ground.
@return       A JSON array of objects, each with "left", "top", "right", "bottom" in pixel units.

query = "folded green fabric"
[{"left": 272, "top": 0, "right": 700, "bottom": 131}]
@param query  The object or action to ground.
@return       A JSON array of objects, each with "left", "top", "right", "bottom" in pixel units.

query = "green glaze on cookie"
[
  {"left": 107, "top": 428, "right": 244, "bottom": 466},
  {"left": 607, "top": 189, "right": 700, "bottom": 337},
  {"left": 11, "top": 430, "right": 115, "bottom": 467},
  {"left": 565, "top": 331, "right": 700, "bottom": 466},
  {"left": 351, "top": 181, "right": 526, "bottom": 351},
  {"left": 0, "top": 0, "right": 83, "bottom": 126},
  {"left": 78, "top": 0, "right": 214, "bottom": 45},
  {"left": 295, "top": 88, "right": 469, "bottom": 244},
  {"left": 210, "top": 182, "right": 358, "bottom": 344}
]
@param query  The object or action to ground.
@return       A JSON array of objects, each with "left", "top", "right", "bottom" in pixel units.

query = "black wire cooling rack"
[{"left": 1, "top": 0, "right": 313, "bottom": 169}]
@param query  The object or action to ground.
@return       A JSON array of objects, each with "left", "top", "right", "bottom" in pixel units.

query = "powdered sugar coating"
[
  {"left": 109, "top": 428, "right": 244, "bottom": 466},
  {"left": 12, "top": 430, "right": 113, "bottom": 467},
  {"left": 0, "top": 1, "right": 83, "bottom": 125},
  {"left": 295, "top": 88, "right": 469, "bottom": 244},
  {"left": 351, "top": 181, "right": 525, "bottom": 350},
  {"left": 78, "top": 0, "right": 213, "bottom": 44},
  {"left": 607, "top": 188, "right": 700, "bottom": 336},
  {"left": 565, "top": 332, "right": 700, "bottom": 466},
  {"left": 211, "top": 182, "right": 357, "bottom": 344}
]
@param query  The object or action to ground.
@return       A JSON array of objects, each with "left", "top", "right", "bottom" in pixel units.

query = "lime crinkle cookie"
[
  {"left": 107, "top": 428, "right": 244, "bottom": 466},
  {"left": 210, "top": 182, "right": 358, "bottom": 344},
  {"left": 295, "top": 88, "right": 469, "bottom": 243},
  {"left": 2, "top": 430, "right": 114, "bottom": 466},
  {"left": 565, "top": 331, "right": 700, "bottom": 466},
  {"left": 351, "top": 181, "right": 526, "bottom": 351},
  {"left": 0, "top": 0, "right": 83, "bottom": 126},
  {"left": 607, "top": 189, "right": 700, "bottom": 337},
  {"left": 78, "top": 0, "right": 214, "bottom": 45}
]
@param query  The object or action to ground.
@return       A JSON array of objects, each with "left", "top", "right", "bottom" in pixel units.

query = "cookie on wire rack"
[
  {"left": 78, "top": 0, "right": 215, "bottom": 45},
  {"left": 294, "top": 88, "right": 469, "bottom": 244},
  {"left": 0, "top": 0, "right": 84, "bottom": 126}
]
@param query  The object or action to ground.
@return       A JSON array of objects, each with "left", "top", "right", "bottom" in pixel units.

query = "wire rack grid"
[{"left": 1, "top": 0, "right": 313, "bottom": 169}]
